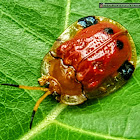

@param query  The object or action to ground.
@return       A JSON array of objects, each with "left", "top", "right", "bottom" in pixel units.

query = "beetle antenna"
[
  {"left": 30, "top": 110, "right": 35, "bottom": 129},
  {"left": 30, "top": 90, "right": 52, "bottom": 129},
  {"left": 1, "top": 83, "right": 52, "bottom": 129},
  {"left": 1, "top": 83, "right": 49, "bottom": 91}
]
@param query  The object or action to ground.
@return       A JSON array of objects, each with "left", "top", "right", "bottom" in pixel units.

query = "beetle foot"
[{"left": 38, "top": 75, "right": 61, "bottom": 94}]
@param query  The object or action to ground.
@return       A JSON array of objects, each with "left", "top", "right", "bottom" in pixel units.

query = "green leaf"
[{"left": 0, "top": 0, "right": 140, "bottom": 140}]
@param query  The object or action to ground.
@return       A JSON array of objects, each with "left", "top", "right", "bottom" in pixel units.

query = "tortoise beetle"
[
  {"left": 2, "top": 16, "right": 137, "bottom": 128},
  {"left": 40, "top": 16, "right": 136, "bottom": 103}
]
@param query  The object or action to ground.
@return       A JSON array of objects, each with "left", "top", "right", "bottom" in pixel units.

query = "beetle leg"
[
  {"left": 78, "top": 16, "right": 98, "bottom": 28},
  {"left": 52, "top": 91, "right": 61, "bottom": 102},
  {"left": 30, "top": 90, "right": 52, "bottom": 129},
  {"left": 118, "top": 60, "right": 135, "bottom": 80}
]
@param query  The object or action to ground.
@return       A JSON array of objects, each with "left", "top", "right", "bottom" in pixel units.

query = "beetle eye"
[
  {"left": 117, "top": 40, "right": 123, "bottom": 49},
  {"left": 104, "top": 28, "right": 114, "bottom": 34},
  {"left": 44, "top": 81, "right": 50, "bottom": 88}
]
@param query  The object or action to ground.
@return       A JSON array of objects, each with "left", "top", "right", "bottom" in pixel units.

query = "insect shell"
[{"left": 39, "top": 16, "right": 137, "bottom": 105}]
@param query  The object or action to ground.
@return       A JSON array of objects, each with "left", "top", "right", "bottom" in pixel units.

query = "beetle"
[{"left": 2, "top": 16, "right": 137, "bottom": 129}]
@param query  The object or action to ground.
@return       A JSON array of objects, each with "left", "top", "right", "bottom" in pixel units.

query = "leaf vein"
[
  {"left": 53, "top": 120, "right": 135, "bottom": 140},
  {"left": 19, "top": 104, "right": 67, "bottom": 140},
  {"left": 0, "top": 10, "right": 52, "bottom": 45},
  {"left": 136, "top": 56, "right": 140, "bottom": 69},
  {"left": 64, "top": 0, "right": 71, "bottom": 29},
  {"left": 12, "top": 110, "right": 25, "bottom": 134}
]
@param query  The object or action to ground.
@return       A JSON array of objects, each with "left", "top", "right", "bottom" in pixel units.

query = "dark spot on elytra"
[
  {"left": 104, "top": 28, "right": 114, "bottom": 34},
  {"left": 118, "top": 60, "right": 135, "bottom": 80},
  {"left": 117, "top": 40, "right": 123, "bottom": 49}
]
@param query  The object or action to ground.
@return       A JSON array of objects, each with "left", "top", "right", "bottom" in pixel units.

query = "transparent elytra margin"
[{"left": 41, "top": 16, "right": 137, "bottom": 101}]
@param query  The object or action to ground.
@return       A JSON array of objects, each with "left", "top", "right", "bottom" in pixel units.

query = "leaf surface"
[{"left": 0, "top": 0, "right": 140, "bottom": 140}]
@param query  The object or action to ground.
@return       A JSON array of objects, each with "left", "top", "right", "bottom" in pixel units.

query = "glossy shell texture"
[{"left": 41, "top": 16, "right": 136, "bottom": 105}]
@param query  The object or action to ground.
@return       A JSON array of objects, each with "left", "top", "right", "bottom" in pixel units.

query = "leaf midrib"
[
  {"left": 53, "top": 120, "right": 135, "bottom": 140},
  {"left": 19, "top": 104, "right": 67, "bottom": 140},
  {"left": 19, "top": 103, "right": 135, "bottom": 140}
]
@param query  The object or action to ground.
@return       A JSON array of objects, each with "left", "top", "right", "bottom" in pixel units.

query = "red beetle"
[{"left": 2, "top": 16, "right": 137, "bottom": 128}]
